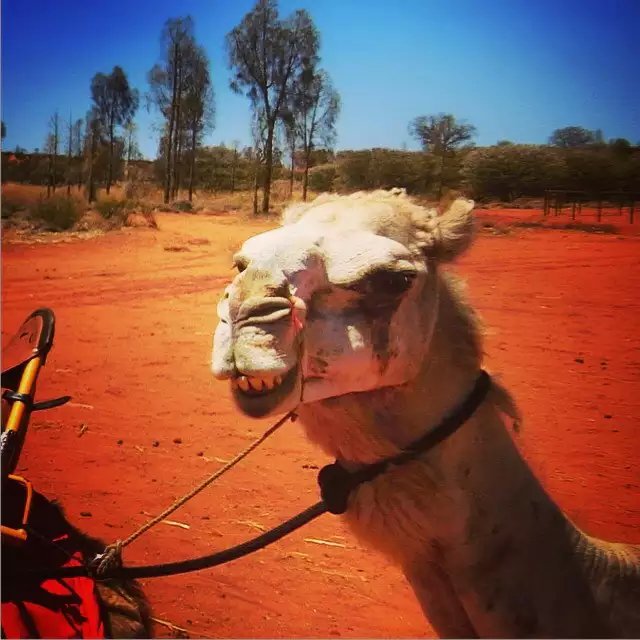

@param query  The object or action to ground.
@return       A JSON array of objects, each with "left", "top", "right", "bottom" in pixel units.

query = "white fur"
[{"left": 212, "top": 190, "right": 640, "bottom": 638}]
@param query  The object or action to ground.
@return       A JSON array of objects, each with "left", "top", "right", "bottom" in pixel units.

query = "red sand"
[{"left": 2, "top": 212, "right": 639, "bottom": 638}]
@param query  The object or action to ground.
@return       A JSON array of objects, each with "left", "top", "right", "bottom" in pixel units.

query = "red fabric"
[
  {"left": 2, "top": 535, "right": 105, "bottom": 638},
  {"left": 2, "top": 535, "right": 105, "bottom": 639}
]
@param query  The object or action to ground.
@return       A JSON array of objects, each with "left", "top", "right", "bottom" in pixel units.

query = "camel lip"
[{"left": 231, "top": 365, "right": 299, "bottom": 417}]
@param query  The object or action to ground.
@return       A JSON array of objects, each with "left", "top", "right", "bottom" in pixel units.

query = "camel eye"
[
  {"left": 354, "top": 269, "right": 415, "bottom": 295},
  {"left": 233, "top": 258, "right": 248, "bottom": 273},
  {"left": 369, "top": 270, "right": 415, "bottom": 293}
]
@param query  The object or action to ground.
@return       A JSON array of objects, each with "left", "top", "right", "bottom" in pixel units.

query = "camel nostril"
[{"left": 234, "top": 296, "right": 294, "bottom": 325}]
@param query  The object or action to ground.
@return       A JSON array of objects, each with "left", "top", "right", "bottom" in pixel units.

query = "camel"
[{"left": 212, "top": 189, "right": 640, "bottom": 638}]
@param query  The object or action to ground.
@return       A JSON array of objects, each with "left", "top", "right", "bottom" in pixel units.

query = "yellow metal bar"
[
  {"left": 0, "top": 524, "right": 28, "bottom": 542},
  {"left": 1, "top": 474, "right": 33, "bottom": 543},
  {"left": 4, "top": 356, "right": 42, "bottom": 435}
]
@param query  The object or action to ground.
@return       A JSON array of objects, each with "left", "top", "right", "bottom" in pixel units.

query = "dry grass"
[
  {"left": 192, "top": 180, "right": 320, "bottom": 217},
  {"left": 1, "top": 180, "right": 321, "bottom": 231},
  {"left": 2, "top": 183, "right": 82, "bottom": 209}
]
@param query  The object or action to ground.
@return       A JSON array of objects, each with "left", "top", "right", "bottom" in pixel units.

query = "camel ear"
[{"left": 429, "top": 198, "right": 475, "bottom": 262}]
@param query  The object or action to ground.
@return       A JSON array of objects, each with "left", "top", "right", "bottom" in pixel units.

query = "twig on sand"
[
  {"left": 77, "top": 424, "right": 88, "bottom": 437},
  {"left": 309, "top": 567, "right": 367, "bottom": 581},
  {"left": 150, "top": 616, "right": 191, "bottom": 637},
  {"left": 234, "top": 519, "right": 266, "bottom": 532},
  {"left": 160, "top": 519, "right": 190, "bottom": 530},
  {"left": 67, "top": 402, "right": 94, "bottom": 410},
  {"left": 304, "top": 537, "right": 347, "bottom": 548}
]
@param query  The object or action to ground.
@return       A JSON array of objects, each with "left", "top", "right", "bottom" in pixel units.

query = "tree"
[
  {"left": 230, "top": 139, "right": 240, "bottom": 191},
  {"left": 182, "top": 41, "right": 215, "bottom": 202},
  {"left": 124, "top": 121, "right": 144, "bottom": 166},
  {"left": 548, "top": 126, "right": 596, "bottom": 148},
  {"left": 66, "top": 112, "right": 73, "bottom": 194},
  {"left": 84, "top": 109, "right": 101, "bottom": 203},
  {"left": 463, "top": 145, "right": 565, "bottom": 201},
  {"left": 609, "top": 137, "right": 633, "bottom": 159},
  {"left": 286, "top": 68, "right": 340, "bottom": 200},
  {"left": 249, "top": 107, "right": 268, "bottom": 215},
  {"left": 409, "top": 113, "right": 476, "bottom": 198},
  {"left": 91, "top": 66, "right": 139, "bottom": 194},
  {"left": 72, "top": 118, "right": 84, "bottom": 190},
  {"left": 148, "top": 17, "right": 196, "bottom": 203},
  {"left": 44, "top": 111, "right": 60, "bottom": 196},
  {"left": 227, "top": 0, "right": 319, "bottom": 213},
  {"left": 281, "top": 112, "right": 297, "bottom": 197}
]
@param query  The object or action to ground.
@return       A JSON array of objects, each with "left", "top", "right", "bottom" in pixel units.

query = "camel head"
[{"left": 212, "top": 190, "right": 475, "bottom": 421}]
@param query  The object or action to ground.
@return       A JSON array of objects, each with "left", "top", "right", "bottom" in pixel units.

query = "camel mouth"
[{"left": 230, "top": 365, "right": 299, "bottom": 417}]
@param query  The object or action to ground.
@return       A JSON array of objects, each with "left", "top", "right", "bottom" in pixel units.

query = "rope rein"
[
  {"left": 94, "top": 296, "right": 308, "bottom": 576},
  {"left": 7, "top": 370, "right": 491, "bottom": 582},
  {"left": 93, "top": 410, "right": 297, "bottom": 576}
]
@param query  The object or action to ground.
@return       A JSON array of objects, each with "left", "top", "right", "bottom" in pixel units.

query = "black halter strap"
[{"left": 318, "top": 370, "right": 492, "bottom": 514}]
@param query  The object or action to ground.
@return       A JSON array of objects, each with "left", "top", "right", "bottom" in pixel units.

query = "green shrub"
[
  {"left": 335, "top": 149, "right": 436, "bottom": 194},
  {"left": 32, "top": 196, "right": 81, "bottom": 231},
  {"left": 173, "top": 199, "right": 193, "bottom": 212},
  {"left": 463, "top": 145, "right": 566, "bottom": 201},
  {"left": 308, "top": 164, "right": 337, "bottom": 192},
  {"left": 1, "top": 200, "right": 23, "bottom": 218},
  {"left": 95, "top": 197, "right": 126, "bottom": 220}
]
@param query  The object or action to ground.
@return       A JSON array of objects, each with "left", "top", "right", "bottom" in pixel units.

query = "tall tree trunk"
[
  {"left": 123, "top": 128, "right": 131, "bottom": 183},
  {"left": 175, "top": 132, "right": 182, "bottom": 200},
  {"left": 231, "top": 149, "right": 237, "bottom": 192},
  {"left": 261, "top": 123, "right": 275, "bottom": 214},
  {"left": 164, "top": 42, "right": 180, "bottom": 204},
  {"left": 164, "top": 129, "right": 173, "bottom": 204},
  {"left": 253, "top": 158, "right": 260, "bottom": 216},
  {"left": 172, "top": 60, "right": 183, "bottom": 201},
  {"left": 47, "top": 154, "right": 52, "bottom": 198},
  {"left": 87, "top": 129, "right": 96, "bottom": 204},
  {"left": 289, "top": 144, "right": 295, "bottom": 197},
  {"left": 52, "top": 151, "right": 56, "bottom": 194},
  {"left": 188, "top": 126, "right": 197, "bottom": 202},
  {"left": 67, "top": 114, "right": 72, "bottom": 196},
  {"left": 302, "top": 148, "right": 311, "bottom": 201},
  {"left": 106, "top": 117, "right": 114, "bottom": 195},
  {"left": 437, "top": 152, "right": 446, "bottom": 201}
]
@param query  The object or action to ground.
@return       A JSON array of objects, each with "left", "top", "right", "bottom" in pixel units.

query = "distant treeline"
[
  {"left": 3, "top": 139, "right": 639, "bottom": 202},
  {"left": 315, "top": 141, "right": 640, "bottom": 201}
]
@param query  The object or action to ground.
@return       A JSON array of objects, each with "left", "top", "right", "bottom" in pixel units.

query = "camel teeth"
[{"left": 233, "top": 374, "right": 285, "bottom": 394}]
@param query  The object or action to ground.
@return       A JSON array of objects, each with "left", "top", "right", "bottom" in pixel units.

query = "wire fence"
[{"left": 543, "top": 190, "right": 638, "bottom": 223}]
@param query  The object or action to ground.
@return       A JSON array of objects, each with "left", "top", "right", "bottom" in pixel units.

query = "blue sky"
[{"left": 2, "top": 0, "right": 639, "bottom": 158}]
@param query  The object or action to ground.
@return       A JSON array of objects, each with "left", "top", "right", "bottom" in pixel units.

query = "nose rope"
[
  {"left": 289, "top": 295, "right": 305, "bottom": 333},
  {"left": 289, "top": 295, "right": 306, "bottom": 406}
]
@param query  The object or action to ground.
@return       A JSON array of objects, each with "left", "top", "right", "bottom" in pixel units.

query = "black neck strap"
[{"left": 317, "top": 370, "right": 492, "bottom": 514}]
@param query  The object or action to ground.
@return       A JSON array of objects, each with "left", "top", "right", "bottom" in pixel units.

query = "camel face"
[{"left": 212, "top": 191, "right": 475, "bottom": 418}]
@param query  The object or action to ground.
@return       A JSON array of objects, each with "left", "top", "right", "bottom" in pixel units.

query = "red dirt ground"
[{"left": 2, "top": 210, "right": 639, "bottom": 638}]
